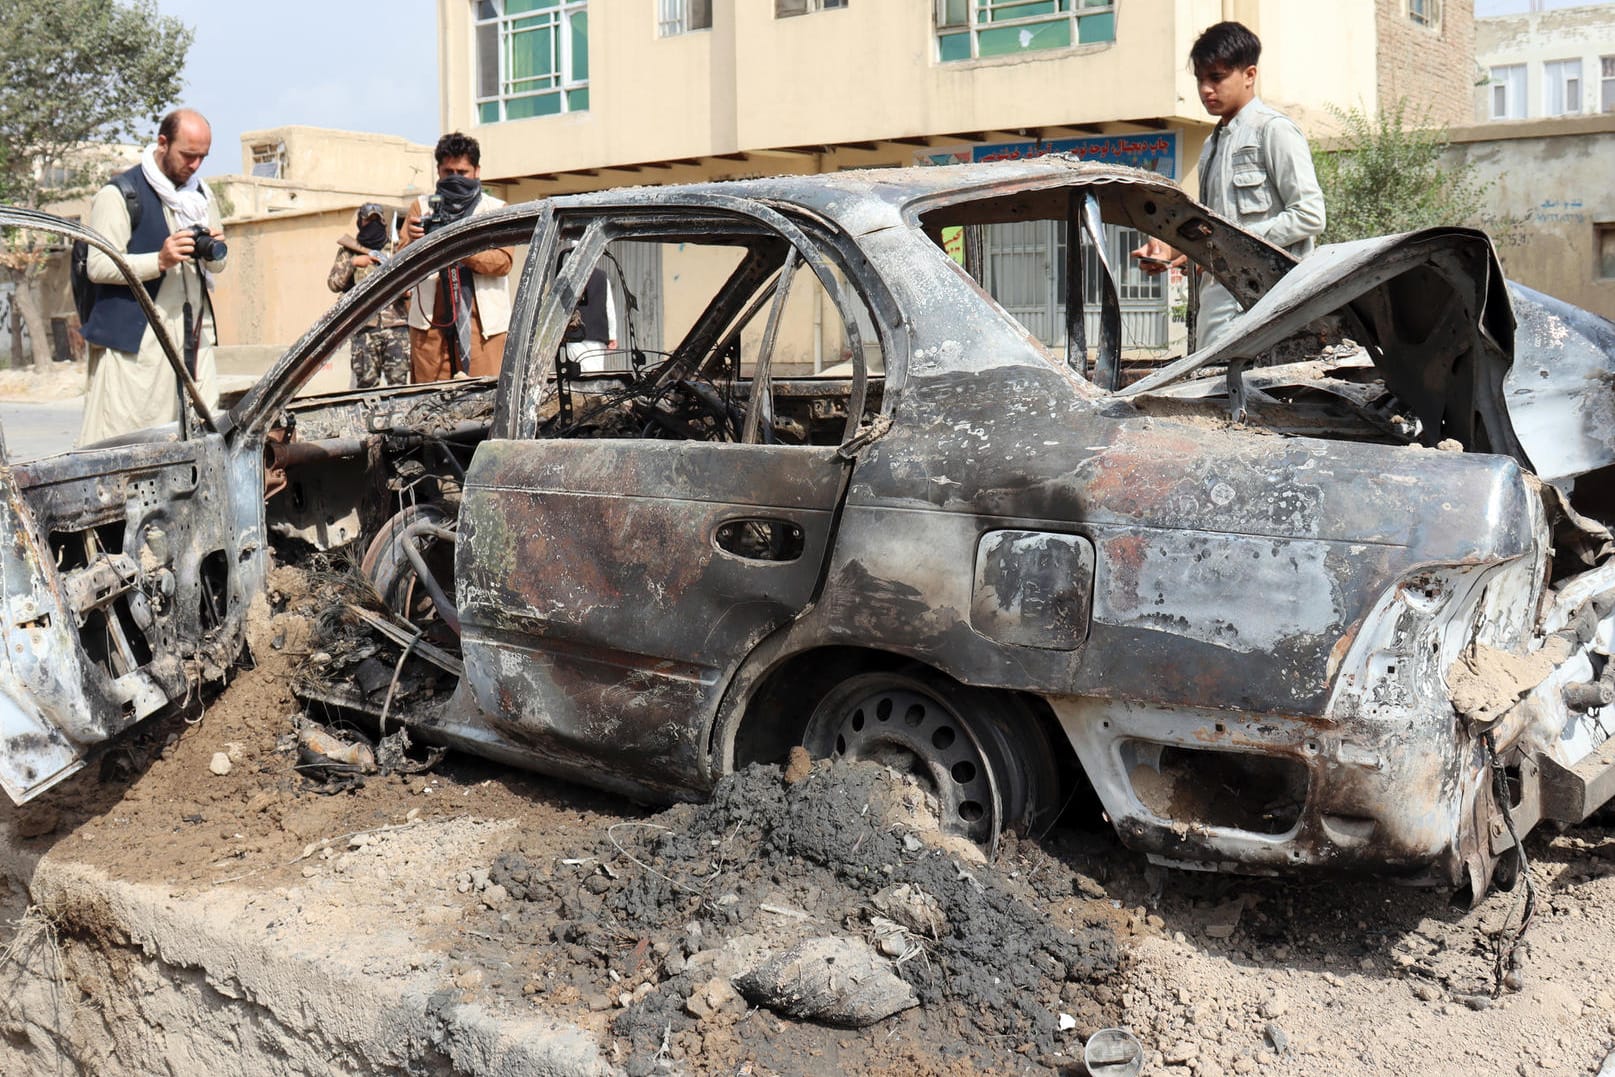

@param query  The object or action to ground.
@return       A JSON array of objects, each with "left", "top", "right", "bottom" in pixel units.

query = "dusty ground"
[
  {"left": 0, "top": 361, "right": 88, "bottom": 402},
  {"left": 4, "top": 565, "right": 1615, "bottom": 1075}
]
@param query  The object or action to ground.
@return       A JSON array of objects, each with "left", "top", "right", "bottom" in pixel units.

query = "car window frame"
[{"left": 503, "top": 195, "right": 882, "bottom": 450}]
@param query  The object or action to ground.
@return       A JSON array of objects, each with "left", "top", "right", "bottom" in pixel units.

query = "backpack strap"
[{"left": 110, "top": 169, "right": 142, "bottom": 234}]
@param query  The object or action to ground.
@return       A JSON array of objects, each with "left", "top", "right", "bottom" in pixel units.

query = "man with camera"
[
  {"left": 399, "top": 132, "right": 513, "bottom": 381},
  {"left": 79, "top": 108, "right": 227, "bottom": 445}
]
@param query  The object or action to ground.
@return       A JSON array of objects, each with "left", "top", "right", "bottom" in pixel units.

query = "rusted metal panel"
[{"left": 456, "top": 439, "right": 848, "bottom": 795}]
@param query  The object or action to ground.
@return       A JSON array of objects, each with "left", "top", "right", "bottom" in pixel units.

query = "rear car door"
[{"left": 456, "top": 199, "right": 879, "bottom": 796}]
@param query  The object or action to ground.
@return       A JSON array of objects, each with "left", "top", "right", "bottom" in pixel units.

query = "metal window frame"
[
  {"left": 473, "top": 0, "right": 591, "bottom": 123},
  {"left": 934, "top": 0, "right": 1117, "bottom": 62},
  {"left": 658, "top": 0, "right": 712, "bottom": 36},
  {"left": 980, "top": 218, "right": 1166, "bottom": 357}
]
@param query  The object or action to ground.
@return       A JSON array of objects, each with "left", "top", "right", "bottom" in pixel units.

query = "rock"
[
  {"left": 586, "top": 993, "right": 614, "bottom": 1013},
  {"left": 1259, "top": 992, "right": 1288, "bottom": 1019},
  {"left": 1073, "top": 873, "right": 1109, "bottom": 900},
  {"left": 732, "top": 936, "right": 918, "bottom": 1028},
  {"left": 1204, "top": 898, "right": 1244, "bottom": 940},
  {"left": 1412, "top": 982, "right": 1443, "bottom": 1002},
  {"left": 481, "top": 884, "right": 510, "bottom": 909},
  {"left": 783, "top": 745, "right": 813, "bottom": 785},
  {"left": 14, "top": 809, "right": 59, "bottom": 839},
  {"left": 209, "top": 752, "right": 233, "bottom": 776},
  {"left": 1163, "top": 1041, "right": 1198, "bottom": 1064},
  {"left": 1233, "top": 1058, "right": 1257, "bottom": 1075},
  {"left": 1460, "top": 994, "right": 1493, "bottom": 1012},
  {"left": 1263, "top": 1022, "right": 1289, "bottom": 1056},
  {"left": 470, "top": 868, "right": 490, "bottom": 891},
  {"left": 684, "top": 977, "right": 741, "bottom": 1023}
]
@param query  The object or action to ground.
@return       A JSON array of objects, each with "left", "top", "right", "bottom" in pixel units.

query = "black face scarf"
[
  {"left": 434, "top": 174, "right": 483, "bottom": 227},
  {"left": 357, "top": 219, "right": 388, "bottom": 250}
]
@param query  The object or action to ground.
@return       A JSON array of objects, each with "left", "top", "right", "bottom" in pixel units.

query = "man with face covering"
[
  {"left": 328, "top": 203, "right": 409, "bottom": 387},
  {"left": 398, "top": 132, "right": 513, "bottom": 380},
  {"left": 78, "top": 108, "right": 227, "bottom": 445}
]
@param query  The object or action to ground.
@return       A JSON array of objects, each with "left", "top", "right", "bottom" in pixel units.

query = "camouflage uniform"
[{"left": 329, "top": 216, "right": 411, "bottom": 388}]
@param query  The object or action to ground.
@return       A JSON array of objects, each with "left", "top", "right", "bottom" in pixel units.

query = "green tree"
[
  {"left": 1312, "top": 99, "right": 1491, "bottom": 245},
  {"left": 0, "top": 0, "right": 192, "bottom": 368}
]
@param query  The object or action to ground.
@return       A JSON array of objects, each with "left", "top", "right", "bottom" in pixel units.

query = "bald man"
[{"left": 80, "top": 107, "right": 228, "bottom": 445}]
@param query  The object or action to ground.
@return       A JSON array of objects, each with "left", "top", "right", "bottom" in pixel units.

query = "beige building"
[
  {"left": 33, "top": 127, "right": 434, "bottom": 386},
  {"left": 1442, "top": 113, "right": 1615, "bottom": 317},
  {"left": 1476, "top": 2, "right": 1615, "bottom": 122},
  {"left": 208, "top": 126, "right": 435, "bottom": 359},
  {"left": 435, "top": 0, "right": 1475, "bottom": 359}
]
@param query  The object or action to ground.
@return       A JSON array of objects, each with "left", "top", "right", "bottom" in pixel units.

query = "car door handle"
[{"left": 714, "top": 518, "right": 805, "bottom": 562}]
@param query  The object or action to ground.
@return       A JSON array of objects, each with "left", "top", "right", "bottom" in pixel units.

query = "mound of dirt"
[{"left": 474, "top": 759, "right": 1123, "bottom": 1074}]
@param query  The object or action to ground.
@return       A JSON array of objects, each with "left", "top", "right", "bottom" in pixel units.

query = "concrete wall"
[
  {"left": 438, "top": 0, "right": 1383, "bottom": 184},
  {"left": 1444, "top": 114, "right": 1615, "bottom": 318},
  {"left": 1376, "top": 0, "right": 1476, "bottom": 125},
  {"left": 209, "top": 205, "right": 352, "bottom": 352},
  {"left": 1475, "top": 4, "right": 1615, "bottom": 122},
  {"left": 199, "top": 128, "right": 439, "bottom": 359}
]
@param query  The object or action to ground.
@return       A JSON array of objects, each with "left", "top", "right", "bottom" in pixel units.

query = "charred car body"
[{"left": 4, "top": 158, "right": 1615, "bottom": 896}]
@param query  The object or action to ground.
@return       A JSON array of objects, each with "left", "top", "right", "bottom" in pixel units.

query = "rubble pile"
[{"left": 472, "top": 759, "right": 1123, "bottom": 1074}]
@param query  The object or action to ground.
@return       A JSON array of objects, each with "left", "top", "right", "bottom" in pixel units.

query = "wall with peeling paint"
[
  {"left": 1475, "top": 4, "right": 1615, "bottom": 122},
  {"left": 1443, "top": 114, "right": 1615, "bottom": 318}
]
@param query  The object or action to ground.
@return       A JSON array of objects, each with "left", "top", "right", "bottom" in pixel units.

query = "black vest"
[
  {"left": 572, "top": 268, "right": 610, "bottom": 343},
  {"left": 81, "top": 167, "right": 169, "bottom": 355}
]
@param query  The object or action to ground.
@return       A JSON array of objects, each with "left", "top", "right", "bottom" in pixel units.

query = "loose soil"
[
  {"left": 4, "top": 563, "right": 1615, "bottom": 1075},
  {"left": 0, "top": 361, "right": 88, "bottom": 402}
]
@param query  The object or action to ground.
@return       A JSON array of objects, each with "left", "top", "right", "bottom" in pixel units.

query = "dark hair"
[
  {"left": 434, "top": 131, "right": 481, "bottom": 167},
  {"left": 1189, "top": 21, "right": 1261, "bottom": 71}
]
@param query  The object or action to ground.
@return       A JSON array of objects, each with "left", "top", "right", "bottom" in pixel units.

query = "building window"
[
  {"left": 1599, "top": 225, "right": 1615, "bottom": 280},
  {"left": 1544, "top": 58, "right": 1583, "bottom": 117},
  {"left": 659, "top": 0, "right": 710, "bottom": 35},
  {"left": 1407, "top": 0, "right": 1441, "bottom": 29},
  {"left": 1489, "top": 64, "right": 1526, "bottom": 120},
  {"left": 474, "top": 0, "right": 589, "bottom": 124},
  {"left": 250, "top": 142, "right": 287, "bottom": 179},
  {"left": 1602, "top": 56, "right": 1615, "bottom": 112},
  {"left": 936, "top": 0, "right": 1117, "bottom": 63},
  {"left": 775, "top": 0, "right": 846, "bottom": 16}
]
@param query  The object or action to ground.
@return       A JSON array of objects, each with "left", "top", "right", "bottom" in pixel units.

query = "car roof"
[{"left": 543, "top": 157, "right": 1186, "bottom": 232}]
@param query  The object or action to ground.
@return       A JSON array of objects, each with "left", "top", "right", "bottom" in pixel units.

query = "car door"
[
  {"left": 0, "top": 207, "right": 249, "bottom": 804},
  {"left": 456, "top": 199, "right": 878, "bottom": 796}
]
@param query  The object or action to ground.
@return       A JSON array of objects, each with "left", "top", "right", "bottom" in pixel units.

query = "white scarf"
[{"left": 140, "top": 144, "right": 211, "bottom": 230}]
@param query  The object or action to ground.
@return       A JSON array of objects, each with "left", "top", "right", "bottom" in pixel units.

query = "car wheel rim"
[{"left": 806, "top": 679, "right": 1002, "bottom": 847}]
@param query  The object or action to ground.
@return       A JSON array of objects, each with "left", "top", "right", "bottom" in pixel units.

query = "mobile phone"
[{"left": 1137, "top": 256, "right": 1170, "bottom": 271}]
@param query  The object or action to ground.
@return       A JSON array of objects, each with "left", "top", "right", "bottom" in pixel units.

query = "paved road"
[{"left": 0, "top": 398, "right": 84, "bottom": 461}]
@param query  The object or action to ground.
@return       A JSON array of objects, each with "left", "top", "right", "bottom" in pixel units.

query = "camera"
[
  {"left": 188, "top": 224, "right": 227, "bottom": 262},
  {"left": 419, "top": 194, "right": 444, "bottom": 236}
]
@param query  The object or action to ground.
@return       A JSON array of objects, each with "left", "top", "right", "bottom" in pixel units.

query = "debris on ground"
[
  {"left": 476, "top": 759, "right": 1122, "bottom": 1073},
  {"left": 733, "top": 936, "right": 919, "bottom": 1027}
]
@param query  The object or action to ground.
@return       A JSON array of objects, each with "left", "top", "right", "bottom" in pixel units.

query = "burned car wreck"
[{"left": 4, "top": 157, "right": 1615, "bottom": 899}]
